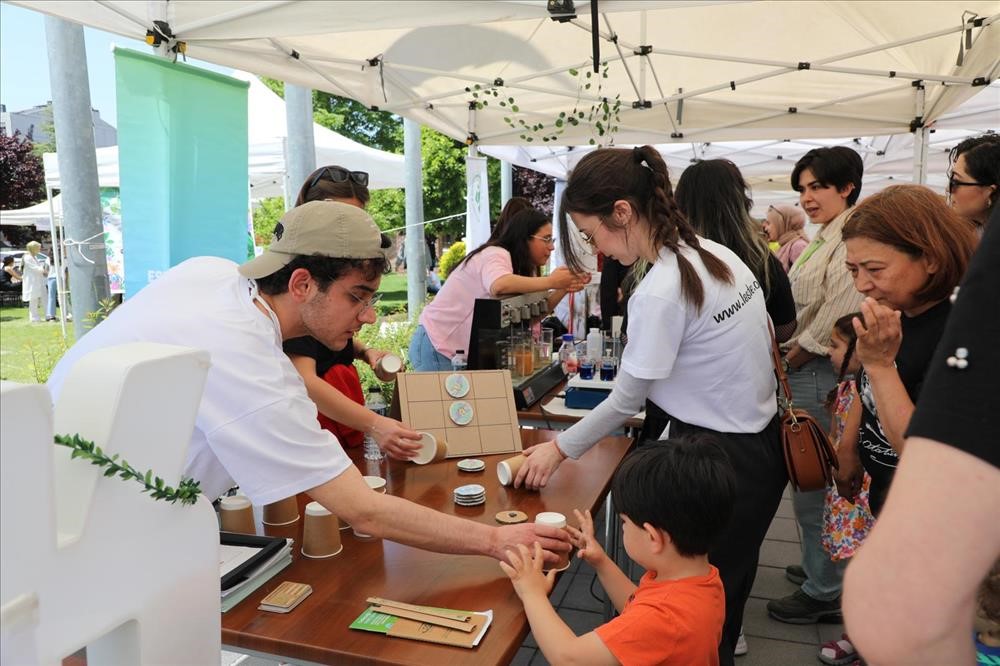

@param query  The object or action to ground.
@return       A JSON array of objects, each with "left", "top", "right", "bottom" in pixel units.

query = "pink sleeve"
[
  {"left": 477, "top": 247, "right": 514, "bottom": 293},
  {"left": 787, "top": 238, "right": 809, "bottom": 267}
]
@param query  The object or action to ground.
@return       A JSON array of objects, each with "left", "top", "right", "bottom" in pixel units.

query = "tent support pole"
[
  {"left": 501, "top": 161, "right": 513, "bottom": 209},
  {"left": 45, "top": 186, "right": 67, "bottom": 338},
  {"left": 403, "top": 118, "right": 426, "bottom": 322},
  {"left": 912, "top": 83, "right": 928, "bottom": 184},
  {"left": 44, "top": 15, "right": 109, "bottom": 337},
  {"left": 284, "top": 82, "right": 316, "bottom": 199}
]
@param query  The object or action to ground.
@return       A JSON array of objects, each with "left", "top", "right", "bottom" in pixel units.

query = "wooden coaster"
[{"left": 495, "top": 510, "right": 528, "bottom": 524}]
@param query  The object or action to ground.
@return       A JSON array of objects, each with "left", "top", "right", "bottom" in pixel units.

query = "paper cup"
[
  {"left": 375, "top": 353, "right": 403, "bottom": 381},
  {"left": 412, "top": 432, "right": 448, "bottom": 465},
  {"left": 535, "top": 511, "right": 571, "bottom": 571},
  {"left": 219, "top": 495, "right": 256, "bottom": 534},
  {"left": 497, "top": 454, "right": 527, "bottom": 487},
  {"left": 363, "top": 475, "right": 387, "bottom": 493},
  {"left": 262, "top": 495, "right": 300, "bottom": 526},
  {"left": 301, "top": 502, "right": 343, "bottom": 558}
]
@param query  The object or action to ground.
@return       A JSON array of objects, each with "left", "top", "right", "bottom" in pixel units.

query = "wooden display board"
[{"left": 391, "top": 370, "right": 522, "bottom": 458}]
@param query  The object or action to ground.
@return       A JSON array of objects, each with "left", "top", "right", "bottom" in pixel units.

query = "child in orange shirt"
[{"left": 502, "top": 435, "right": 736, "bottom": 665}]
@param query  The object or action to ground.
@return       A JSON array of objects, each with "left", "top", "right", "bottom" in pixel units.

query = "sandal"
[{"left": 818, "top": 634, "right": 858, "bottom": 666}]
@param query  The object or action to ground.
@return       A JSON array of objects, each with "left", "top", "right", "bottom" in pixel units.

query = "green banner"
[{"left": 114, "top": 48, "right": 248, "bottom": 296}]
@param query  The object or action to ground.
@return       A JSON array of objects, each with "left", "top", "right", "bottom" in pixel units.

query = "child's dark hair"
[
  {"left": 824, "top": 312, "right": 861, "bottom": 410},
  {"left": 611, "top": 434, "right": 736, "bottom": 557}
]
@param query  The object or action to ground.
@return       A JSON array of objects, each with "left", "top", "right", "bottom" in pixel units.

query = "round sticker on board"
[
  {"left": 449, "top": 400, "right": 474, "bottom": 426},
  {"left": 445, "top": 373, "right": 471, "bottom": 398}
]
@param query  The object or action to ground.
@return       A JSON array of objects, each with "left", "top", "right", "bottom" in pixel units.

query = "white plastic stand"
[{"left": 1, "top": 343, "right": 221, "bottom": 665}]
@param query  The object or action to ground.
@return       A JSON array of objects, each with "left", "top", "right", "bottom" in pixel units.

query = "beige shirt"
[{"left": 786, "top": 208, "right": 864, "bottom": 356}]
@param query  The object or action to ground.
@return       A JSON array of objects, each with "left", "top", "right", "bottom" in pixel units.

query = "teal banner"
[{"left": 114, "top": 48, "right": 248, "bottom": 296}]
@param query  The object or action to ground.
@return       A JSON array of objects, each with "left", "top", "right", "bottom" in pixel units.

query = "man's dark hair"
[
  {"left": 790, "top": 146, "right": 864, "bottom": 206},
  {"left": 611, "top": 434, "right": 736, "bottom": 557},
  {"left": 255, "top": 252, "right": 390, "bottom": 295}
]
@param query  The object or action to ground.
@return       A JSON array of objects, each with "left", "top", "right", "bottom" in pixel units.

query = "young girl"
[
  {"left": 818, "top": 313, "right": 874, "bottom": 666},
  {"left": 409, "top": 208, "right": 589, "bottom": 371}
]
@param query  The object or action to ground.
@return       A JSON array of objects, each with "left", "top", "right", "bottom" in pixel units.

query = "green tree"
[
  {"left": 252, "top": 197, "right": 285, "bottom": 248},
  {"left": 30, "top": 103, "right": 57, "bottom": 156},
  {"left": 0, "top": 130, "right": 46, "bottom": 209}
]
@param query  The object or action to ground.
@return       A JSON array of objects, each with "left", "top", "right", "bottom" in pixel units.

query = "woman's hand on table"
[
  {"left": 370, "top": 415, "right": 422, "bottom": 460},
  {"left": 567, "top": 509, "right": 608, "bottom": 567},
  {"left": 853, "top": 297, "right": 902, "bottom": 371},
  {"left": 499, "top": 542, "right": 556, "bottom": 599},
  {"left": 514, "top": 440, "right": 566, "bottom": 490}
]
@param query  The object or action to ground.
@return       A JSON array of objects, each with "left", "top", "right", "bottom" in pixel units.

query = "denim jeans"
[
  {"left": 46, "top": 276, "right": 58, "bottom": 319},
  {"left": 787, "top": 355, "right": 846, "bottom": 601},
  {"left": 408, "top": 324, "right": 452, "bottom": 371}
]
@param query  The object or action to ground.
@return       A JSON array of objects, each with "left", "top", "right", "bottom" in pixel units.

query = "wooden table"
[
  {"left": 516, "top": 380, "right": 644, "bottom": 434},
  {"left": 221, "top": 429, "right": 632, "bottom": 666}
]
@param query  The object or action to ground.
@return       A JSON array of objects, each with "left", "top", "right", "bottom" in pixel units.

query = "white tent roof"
[
  {"left": 0, "top": 195, "right": 61, "bottom": 230},
  {"left": 11, "top": 1, "right": 999, "bottom": 146},
  {"left": 39, "top": 72, "right": 405, "bottom": 197}
]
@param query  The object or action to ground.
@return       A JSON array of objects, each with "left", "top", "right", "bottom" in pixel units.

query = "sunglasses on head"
[{"left": 309, "top": 166, "right": 369, "bottom": 190}]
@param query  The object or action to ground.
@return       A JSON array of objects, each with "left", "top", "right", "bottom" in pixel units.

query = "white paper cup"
[
  {"left": 363, "top": 475, "right": 387, "bottom": 493},
  {"left": 301, "top": 501, "right": 343, "bottom": 558},
  {"left": 535, "top": 511, "right": 571, "bottom": 571},
  {"left": 412, "top": 432, "right": 448, "bottom": 464},
  {"left": 219, "top": 495, "right": 256, "bottom": 534},
  {"left": 375, "top": 353, "right": 403, "bottom": 381}
]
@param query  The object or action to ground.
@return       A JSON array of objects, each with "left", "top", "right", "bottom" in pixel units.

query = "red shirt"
[{"left": 595, "top": 566, "right": 724, "bottom": 666}]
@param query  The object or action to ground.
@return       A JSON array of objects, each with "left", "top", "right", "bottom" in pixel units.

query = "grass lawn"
[
  {"left": 0, "top": 305, "right": 73, "bottom": 384},
  {"left": 377, "top": 271, "right": 408, "bottom": 313}
]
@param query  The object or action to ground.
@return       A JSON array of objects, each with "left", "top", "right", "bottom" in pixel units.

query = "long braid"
[{"left": 636, "top": 146, "right": 733, "bottom": 310}]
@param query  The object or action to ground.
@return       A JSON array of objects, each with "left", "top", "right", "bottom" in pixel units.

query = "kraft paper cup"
[
  {"left": 535, "top": 511, "right": 571, "bottom": 571},
  {"left": 262, "top": 495, "right": 300, "bottom": 526},
  {"left": 219, "top": 495, "right": 256, "bottom": 534},
  {"left": 375, "top": 353, "right": 403, "bottom": 381},
  {"left": 497, "top": 454, "right": 527, "bottom": 487},
  {"left": 412, "top": 432, "right": 448, "bottom": 465},
  {"left": 301, "top": 502, "right": 343, "bottom": 558}
]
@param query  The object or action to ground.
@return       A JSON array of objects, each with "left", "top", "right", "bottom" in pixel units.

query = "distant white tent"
[
  {"left": 0, "top": 195, "right": 62, "bottom": 230},
  {"left": 38, "top": 72, "right": 405, "bottom": 200}
]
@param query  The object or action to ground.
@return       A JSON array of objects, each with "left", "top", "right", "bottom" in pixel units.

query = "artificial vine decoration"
[
  {"left": 466, "top": 62, "right": 622, "bottom": 146},
  {"left": 55, "top": 434, "right": 202, "bottom": 505}
]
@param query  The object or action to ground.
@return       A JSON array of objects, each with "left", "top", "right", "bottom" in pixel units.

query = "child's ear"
[{"left": 643, "top": 522, "right": 668, "bottom": 554}]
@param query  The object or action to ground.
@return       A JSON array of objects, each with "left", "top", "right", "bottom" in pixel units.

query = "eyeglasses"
[
  {"left": 309, "top": 166, "right": 369, "bottom": 191},
  {"left": 947, "top": 171, "right": 984, "bottom": 193},
  {"left": 530, "top": 235, "right": 557, "bottom": 246},
  {"left": 577, "top": 220, "right": 604, "bottom": 247},
  {"left": 341, "top": 286, "right": 382, "bottom": 315}
]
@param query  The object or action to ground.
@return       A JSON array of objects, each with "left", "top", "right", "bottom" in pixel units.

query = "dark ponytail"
[{"left": 560, "top": 146, "right": 732, "bottom": 311}]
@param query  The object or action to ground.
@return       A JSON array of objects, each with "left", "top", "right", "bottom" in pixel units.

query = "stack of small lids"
[
  {"left": 453, "top": 484, "right": 486, "bottom": 506},
  {"left": 457, "top": 458, "right": 485, "bottom": 472}
]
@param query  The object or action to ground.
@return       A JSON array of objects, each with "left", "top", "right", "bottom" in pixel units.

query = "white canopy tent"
[
  {"left": 0, "top": 195, "right": 62, "bottom": 231},
  {"left": 11, "top": 1, "right": 998, "bottom": 148},
  {"left": 36, "top": 71, "right": 406, "bottom": 199}
]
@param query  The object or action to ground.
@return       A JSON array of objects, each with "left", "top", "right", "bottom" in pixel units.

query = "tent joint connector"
[
  {"left": 972, "top": 16, "right": 985, "bottom": 27},
  {"left": 797, "top": 62, "right": 811, "bottom": 70},
  {"left": 631, "top": 100, "right": 652, "bottom": 109},
  {"left": 889, "top": 71, "right": 897, "bottom": 78},
  {"left": 367, "top": 56, "right": 381, "bottom": 66},
  {"left": 909, "top": 116, "right": 925, "bottom": 132},
  {"left": 369, "top": 105, "right": 381, "bottom": 112},
  {"left": 788, "top": 107, "right": 797, "bottom": 114},
  {"left": 671, "top": 132, "right": 684, "bottom": 139},
  {"left": 729, "top": 81, "right": 736, "bottom": 90},
  {"left": 290, "top": 49, "right": 300, "bottom": 60},
  {"left": 468, "top": 101, "right": 477, "bottom": 110},
  {"left": 493, "top": 78, "right": 504, "bottom": 87},
  {"left": 911, "top": 79, "right": 924, "bottom": 88},
  {"left": 634, "top": 45, "right": 652, "bottom": 56},
  {"left": 465, "top": 133, "right": 480, "bottom": 145},
  {"left": 609, "top": 34, "right": 618, "bottom": 44},
  {"left": 971, "top": 77, "right": 989, "bottom": 86}
]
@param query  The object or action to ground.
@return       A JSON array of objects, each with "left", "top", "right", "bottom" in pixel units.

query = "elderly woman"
[
  {"left": 764, "top": 204, "right": 810, "bottom": 272},
  {"left": 838, "top": 184, "right": 976, "bottom": 514},
  {"left": 947, "top": 134, "right": 1000, "bottom": 232},
  {"left": 20, "top": 241, "right": 48, "bottom": 323}
]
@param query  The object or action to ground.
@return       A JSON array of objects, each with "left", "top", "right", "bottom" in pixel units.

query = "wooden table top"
[
  {"left": 221, "top": 429, "right": 633, "bottom": 666},
  {"left": 517, "top": 380, "right": 644, "bottom": 430}
]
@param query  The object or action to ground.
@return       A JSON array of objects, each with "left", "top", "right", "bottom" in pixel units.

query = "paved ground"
[{"left": 512, "top": 485, "right": 844, "bottom": 666}]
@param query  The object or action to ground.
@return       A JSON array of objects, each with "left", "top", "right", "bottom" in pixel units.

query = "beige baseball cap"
[{"left": 239, "top": 201, "right": 389, "bottom": 279}]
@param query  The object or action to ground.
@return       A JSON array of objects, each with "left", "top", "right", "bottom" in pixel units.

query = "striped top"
[{"left": 786, "top": 208, "right": 864, "bottom": 356}]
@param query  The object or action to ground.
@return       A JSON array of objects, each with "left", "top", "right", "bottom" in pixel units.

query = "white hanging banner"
[{"left": 465, "top": 155, "right": 491, "bottom": 253}]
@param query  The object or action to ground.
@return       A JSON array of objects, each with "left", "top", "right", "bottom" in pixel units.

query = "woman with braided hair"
[{"left": 513, "top": 145, "right": 786, "bottom": 666}]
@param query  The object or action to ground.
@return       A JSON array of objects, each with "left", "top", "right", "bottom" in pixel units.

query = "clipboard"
[{"left": 220, "top": 532, "right": 288, "bottom": 591}]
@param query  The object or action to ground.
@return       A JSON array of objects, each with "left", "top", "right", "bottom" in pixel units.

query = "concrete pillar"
[
  {"left": 284, "top": 83, "right": 316, "bottom": 199},
  {"left": 403, "top": 118, "right": 426, "bottom": 321}
]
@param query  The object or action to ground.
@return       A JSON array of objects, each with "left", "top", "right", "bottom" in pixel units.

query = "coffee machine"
[{"left": 467, "top": 291, "right": 566, "bottom": 409}]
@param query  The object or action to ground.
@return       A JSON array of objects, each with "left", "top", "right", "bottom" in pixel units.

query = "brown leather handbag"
[{"left": 769, "top": 327, "right": 839, "bottom": 492}]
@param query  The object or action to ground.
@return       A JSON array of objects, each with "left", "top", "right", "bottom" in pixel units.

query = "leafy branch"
[
  {"left": 54, "top": 434, "right": 202, "bottom": 505},
  {"left": 466, "top": 62, "right": 622, "bottom": 145}
]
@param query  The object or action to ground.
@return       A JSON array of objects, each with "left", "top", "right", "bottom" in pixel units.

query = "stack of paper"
[{"left": 220, "top": 537, "right": 293, "bottom": 613}]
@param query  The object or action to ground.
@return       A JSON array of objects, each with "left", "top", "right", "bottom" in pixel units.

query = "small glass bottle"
[
  {"left": 451, "top": 349, "right": 468, "bottom": 371},
  {"left": 364, "top": 388, "right": 386, "bottom": 461},
  {"left": 558, "top": 334, "right": 578, "bottom": 375}
]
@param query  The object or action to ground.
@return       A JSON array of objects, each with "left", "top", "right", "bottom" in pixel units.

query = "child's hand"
[
  {"left": 567, "top": 509, "right": 608, "bottom": 566},
  {"left": 499, "top": 542, "right": 555, "bottom": 600}
]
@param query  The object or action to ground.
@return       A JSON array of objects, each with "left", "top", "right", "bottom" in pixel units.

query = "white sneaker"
[{"left": 735, "top": 629, "right": 748, "bottom": 657}]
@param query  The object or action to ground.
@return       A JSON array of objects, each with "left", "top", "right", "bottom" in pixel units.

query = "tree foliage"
[
  {"left": 252, "top": 196, "right": 286, "bottom": 247},
  {"left": 0, "top": 130, "right": 46, "bottom": 210},
  {"left": 514, "top": 166, "right": 556, "bottom": 216}
]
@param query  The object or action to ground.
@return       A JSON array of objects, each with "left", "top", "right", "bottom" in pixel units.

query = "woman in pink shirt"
[{"left": 410, "top": 208, "right": 589, "bottom": 370}]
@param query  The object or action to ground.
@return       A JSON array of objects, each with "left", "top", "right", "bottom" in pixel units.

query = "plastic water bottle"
[
  {"left": 364, "top": 388, "right": 387, "bottom": 461},
  {"left": 558, "top": 334, "right": 578, "bottom": 375},
  {"left": 585, "top": 328, "right": 602, "bottom": 364},
  {"left": 451, "top": 349, "right": 468, "bottom": 371}
]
